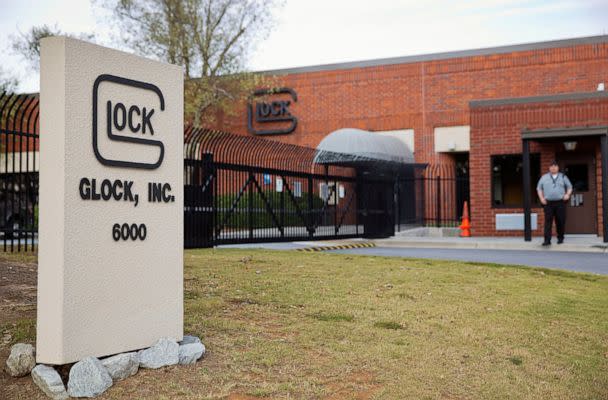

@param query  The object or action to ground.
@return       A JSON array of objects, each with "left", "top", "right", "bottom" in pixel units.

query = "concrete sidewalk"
[{"left": 376, "top": 234, "right": 608, "bottom": 253}]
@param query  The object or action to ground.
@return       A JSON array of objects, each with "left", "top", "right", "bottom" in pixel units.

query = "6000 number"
[{"left": 112, "top": 223, "right": 147, "bottom": 241}]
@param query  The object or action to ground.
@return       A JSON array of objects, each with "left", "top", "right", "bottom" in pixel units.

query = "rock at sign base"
[
  {"left": 5, "top": 343, "right": 36, "bottom": 377},
  {"left": 178, "top": 335, "right": 206, "bottom": 365},
  {"left": 31, "top": 364, "right": 69, "bottom": 400},
  {"left": 67, "top": 356, "right": 113, "bottom": 398},
  {"left": 101, "top": 352, "right": 139, "bottom": 381},
  {"left": 137, "top": 337, "right": 179, "bottom": 369},
  {"left": 180, "top": 335, "right": 201, "bottom": 345}
]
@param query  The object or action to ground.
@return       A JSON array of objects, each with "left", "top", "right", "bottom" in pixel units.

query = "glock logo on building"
[
  {"left": 92, "top": 74, "right": 165, "bottom": 169},
  {"left": 247, "top": 88, "right": 297, "bottom": 135}
]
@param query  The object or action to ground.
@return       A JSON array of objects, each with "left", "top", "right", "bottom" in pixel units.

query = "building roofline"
[
  {"left": 469, "top": 90, "right": 608, "bottom": 108},
  {"left": 257, "top": 35, "right": 608, "bottom": 76}
]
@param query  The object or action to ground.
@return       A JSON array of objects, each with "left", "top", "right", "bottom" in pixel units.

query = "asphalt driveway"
[{"left": 329, "top": 247, "right": 608, "bottom": 275}]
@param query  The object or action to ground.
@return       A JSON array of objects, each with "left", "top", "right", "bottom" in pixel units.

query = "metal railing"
[
  {"left": 1, "top": 92, "right": 39, "bottom": 251},
  {"left": 394, "top": 174, "right": 469, "bottom": 230}
]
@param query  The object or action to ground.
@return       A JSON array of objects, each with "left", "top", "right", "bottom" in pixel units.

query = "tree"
[
  {"left": 0, "top": 67, "right": 19, "bottom": 93},
  {"left": 102, "top": 0, "right": 281, "bottom": 125},
  {"left": 0, "top": 68, "right": 20, "bottom": 154},
  {"left": 10, "top": 24, "right": 94, "bottom": 71}
]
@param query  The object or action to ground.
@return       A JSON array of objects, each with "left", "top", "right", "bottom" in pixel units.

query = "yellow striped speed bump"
[{"left": 296, "top": 242, "right": 376, "bottom": 252}]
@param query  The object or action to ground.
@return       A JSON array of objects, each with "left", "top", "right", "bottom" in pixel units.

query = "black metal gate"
[
  {"left": 184, "top": 157, "right": 371, "bottom": 247},
  {"left": 183, "top": 128, "right": 410, "bottom": 247}
]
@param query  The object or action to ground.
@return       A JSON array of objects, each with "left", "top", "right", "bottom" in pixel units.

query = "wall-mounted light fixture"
[{"left": 564, "top": 141, "right": 577, "bottom": 151}]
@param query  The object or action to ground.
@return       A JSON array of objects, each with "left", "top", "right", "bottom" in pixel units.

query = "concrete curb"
[
  {"left": 296, "top": 242, "right": 376, "bottom": 252},
  {"left": 375, "top": 239, "right": 608, "bottom": 253}
]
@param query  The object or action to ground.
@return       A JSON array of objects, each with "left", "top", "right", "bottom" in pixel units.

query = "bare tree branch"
[
  {"left": 103, "top": 0, "right": 281, "bottom": 125},
  {"left": 9, "top": 24, "right": 95, "bottom": 71}
]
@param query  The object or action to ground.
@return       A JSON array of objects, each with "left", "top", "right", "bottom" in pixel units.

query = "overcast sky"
[{"left": 1, "top": 0, "right": 607, "bottom": 92}]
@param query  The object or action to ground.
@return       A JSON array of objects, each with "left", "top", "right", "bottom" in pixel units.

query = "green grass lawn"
[{"left": 2, "top": 249, "right": 608, "bottom": 399}]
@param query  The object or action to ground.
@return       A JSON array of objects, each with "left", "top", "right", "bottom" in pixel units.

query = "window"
[
  {"left": 292, "top": 181, "right": 302, "bottom": 198},
  {"left": 319, "top": 182, "right": 338, "bottom": 205},
  {"left": 491, "top": 154, "right": 540, "bottom": 207}
]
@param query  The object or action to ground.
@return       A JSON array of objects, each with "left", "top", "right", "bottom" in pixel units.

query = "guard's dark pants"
[{"left": 544, "top": 200, "right": 566, "bottom": 242}]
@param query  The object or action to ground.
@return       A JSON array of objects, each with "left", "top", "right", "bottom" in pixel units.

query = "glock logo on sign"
[
  {"left": 247, "top": 88, "right": 297, "bottom": 135},
  {"left": 92, "top": 74, "right": 165, "bottom": 169}
]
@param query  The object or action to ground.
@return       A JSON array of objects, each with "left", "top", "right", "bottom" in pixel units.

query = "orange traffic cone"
[{"left": 459, "top": 201, "right": 471, "bottom": 237}]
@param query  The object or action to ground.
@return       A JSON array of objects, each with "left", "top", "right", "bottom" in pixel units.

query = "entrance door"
[{"left": 558, "top": 153, "right": 597, "bottom": 234}]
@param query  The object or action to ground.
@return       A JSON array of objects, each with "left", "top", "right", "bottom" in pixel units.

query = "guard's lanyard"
[{"left": 550, "top": 174, "right": 559, "bottom": 188}]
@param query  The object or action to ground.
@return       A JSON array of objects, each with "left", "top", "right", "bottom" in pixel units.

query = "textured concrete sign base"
[{"left": 37, "top": 37, "right": 183, "bottom": 364}]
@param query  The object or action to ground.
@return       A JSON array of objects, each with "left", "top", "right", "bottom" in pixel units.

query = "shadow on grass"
[
  {"left": 311, "top": 312, "right": 355, "bottom": 322},
  {"left": 373, "top": 321, "right": 404, "bottom": 330}
]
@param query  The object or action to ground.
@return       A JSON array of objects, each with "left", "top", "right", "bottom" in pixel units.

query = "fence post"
[
  {"left": 308, "top": 175, "right": 314, "bottom": 238},
  {"left": 394, "top": 178, "right": 400, "bottom": 232},
  {"left": 280, "top": 187, "right": 285, "bottom": 238},
  {"left": 334, "top": 185, "right": 338, "bottom": 236},
  {"left": 207, "top": 153, "right": 215, "bottom": 248},
  {"left": 248, "top": 172, "right": 254, "bottom": 240},
  {"left": 355, "top": 175, "right": 360, "bottom": 236},
  {"left": 436, "top": 176, "right": 441, "bottom": 227},
  {"left": 420, "top": 176, "right": 425, "bottom": 226}
]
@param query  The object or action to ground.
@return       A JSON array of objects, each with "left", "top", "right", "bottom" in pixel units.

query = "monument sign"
[{"left": 38, "top": 37, "right": 183, "bottom": 364}]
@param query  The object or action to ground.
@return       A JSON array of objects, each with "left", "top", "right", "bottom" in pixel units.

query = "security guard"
[{"left": 536, "top": 160, "right": 572, "bottom": 245}]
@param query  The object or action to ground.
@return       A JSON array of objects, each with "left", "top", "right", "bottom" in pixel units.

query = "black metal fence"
[
  {"left": 396, "top": 173, "right": 470, "bottom": 229},
  {"left": 184, "top": 128, "right": 468, "bottom": 248},
  {"left": 387, "top": 178, "right": 469, "bottom": 233},
  {"left": 0, "top": 92, "right": 469, "bottom": 251},
  {"left": 1, "top": 93, "right": 39, "bottom": 252}
]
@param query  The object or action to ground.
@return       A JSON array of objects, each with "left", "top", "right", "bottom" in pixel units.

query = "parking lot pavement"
[{"left": 328, "top": 247, "right": 608, "bottom": 275}]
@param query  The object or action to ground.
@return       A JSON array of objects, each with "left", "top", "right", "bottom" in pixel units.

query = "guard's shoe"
[
  {"left": 542, "top": 241, "right": 551, "bottom": 246},
  {"left": 557, "top": 239, "right": 564, "bottom": 244}
]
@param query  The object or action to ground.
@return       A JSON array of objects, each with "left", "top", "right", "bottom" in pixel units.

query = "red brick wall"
[
  {"left": 469, "top": 96, "right": 608, "bottom": 236},
  {"left": 209, "top": 39, "right": 608, "bottom": 237},
  {"left": 217, "top": 40, "right": 608, "bottom": 169}
]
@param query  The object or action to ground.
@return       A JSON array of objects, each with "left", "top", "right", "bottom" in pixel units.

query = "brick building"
[{"left": 212, "top": 35, "right": 608, "bottom": 240}]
